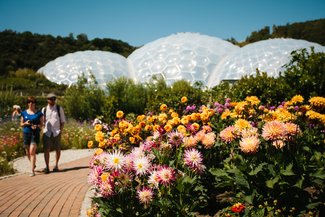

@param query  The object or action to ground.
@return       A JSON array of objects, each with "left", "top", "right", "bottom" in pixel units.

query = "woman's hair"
[{"left": 27, "top": 96, "right": 36, "bottom": 103}]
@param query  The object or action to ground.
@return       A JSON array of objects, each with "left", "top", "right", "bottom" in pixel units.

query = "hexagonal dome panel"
[
  {"left": 38, "top": 50, "right": 132, "bottom": 88},
  {"left": 207, "top": 38, "right": 325, "bottom": 88},
  {"left": 128, "top": 32, "right": 239, "bottom": 85}
]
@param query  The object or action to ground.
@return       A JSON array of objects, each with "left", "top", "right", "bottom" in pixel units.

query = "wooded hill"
[{"left": 0, "top": 18, "right": 324, "bottom": 77}]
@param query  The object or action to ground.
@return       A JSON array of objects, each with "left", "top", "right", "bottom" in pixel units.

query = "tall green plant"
[
  {"left": 63, "top": 73, "right": 105, "bottom": 121},
  {"left": 280, "top": 48, "right": 325, "bottom": 99}
]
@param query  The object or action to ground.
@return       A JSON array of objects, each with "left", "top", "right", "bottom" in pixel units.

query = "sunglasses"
[
  {"left": 28, "top": 101, "right": 36, "bottom": 104},
  {"left": 48, "top": 97, "right": 56, "bottom": 101}
]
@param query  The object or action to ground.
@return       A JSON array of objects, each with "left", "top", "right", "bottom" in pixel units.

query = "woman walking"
[{"left": 20, "top": 96, "right": 44, "bottom": 177}]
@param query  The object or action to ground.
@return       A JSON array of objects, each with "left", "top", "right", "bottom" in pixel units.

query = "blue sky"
[{"left": 0, "top": 0, "right": 324, "bottom": 46}]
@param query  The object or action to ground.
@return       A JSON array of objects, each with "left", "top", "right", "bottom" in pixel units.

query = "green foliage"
[
  {"left": 0, "top": 29, "right": 136, "bottom": 76},
  {"left": 230, "top": 70, "right": 291, "bottom": 104},
  {"left": 280, "top": 48, "right": 325, "bottom": 99},
  {"left": 0, "top": 68, "right": 67, "bottom": 97},
  {"left": 244, "top": 19, "right": 325, "bottom": 46},
  {"left": 60, "top": 119, "right": 95, "bottom": 150},
  {"left": 62, "top": 73, "right": 105, "bottom": 121},
  {"left": 106, "top": 77, "right": 148, "bottom": 115}
]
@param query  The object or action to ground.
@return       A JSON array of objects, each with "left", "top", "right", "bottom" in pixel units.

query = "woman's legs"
[
  {"left": 30, "top": 143, "right": 37, "bottom": 174},
  {"left": 25, "top": 146, "right": 31, "bottom": 162}
]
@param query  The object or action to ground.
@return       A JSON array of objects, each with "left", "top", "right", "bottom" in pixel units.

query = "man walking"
[{"left": 42, "top": 93, "right": 66, "bottom": 173}]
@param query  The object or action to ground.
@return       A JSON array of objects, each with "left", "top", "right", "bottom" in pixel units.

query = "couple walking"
[{"left": 20, "top": 93, "right": 66, "bottom": 176}]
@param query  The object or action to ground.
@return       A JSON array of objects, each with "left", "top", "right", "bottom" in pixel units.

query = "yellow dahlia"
[
  {"left": 290, "top": 95, "right": 304, "bottom": 104},
  {"left": 177, "top": 125, "right": 187, "bottom": 135},
  {"left": 245, "top": 96, "right": 260, "bottom": 105},
  {"left": 116, "top": 110, "right": 124, "bottom": 119},
  {"left": 181, "top": 96, "right": 188, "bottom": 103},
  {"left": 94, "top": 124, "right": 102, "bottom": 131},
  {"left": 160, "top": 103, "right": 168, "bottom": 111},
  {"left": 87, "top": 140, "right": 93, "bottom": 148},
  {"left": 309, "top": 96, "right": 325, "bottom": 108},
  {"left": 164, "top": 124, "right": 173, "bottom": 132},
  {"left": 234, "top": 119, "right": 252, "bottom": 131}
]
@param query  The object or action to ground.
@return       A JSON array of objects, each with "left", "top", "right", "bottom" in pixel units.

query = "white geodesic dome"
[
  {"left": 38, "top": 50, "right": 132, "bottom": 88},
  {"left": 127, "top": 32, "right": 239, "bottom": 85},
  {"left": 207, "top": 38, "right": 325, "bottom": 88},
  {"left": 38, "top": 33, "right": 325, "bottom": 89}
]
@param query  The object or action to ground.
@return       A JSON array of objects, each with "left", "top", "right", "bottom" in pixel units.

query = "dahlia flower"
[
  {"left": 107, "top": 150, "right": 126, "bottom": 172},
  {"left": 309, "top": 96, "right": 325, "bottom": 108},
  {"left": 99, "top": 180, "right": 114, "bottom": 198},
  {"left": 231, "top": 202, "right": 245, "bottom": 213},
  {"left": 245, "top": 96, "right": 260, "bottom": 105},
  {"left": 133, "top": 156, "right": 151, "bottom": 175},
  {"left": 183, "top": 135, "right": 198, "bottom": 148},
  {"left": 148, "top": 170, "right": 160, "bottom": 188},
  {"left": 220, "top": 126, "right": 237, "bottom": 143},
  {"left": 239, "top": 136, "right": 260, "bottom": 154},
  {"left": 240, "top": 127, "right": 259, "bottom": 138},
  {"left": 234, "top": 119, "right": 252, "bottom": 131},
  {"left": 262, "top": 121, "right": 287, "bottom": 141},
  {"left": 285, "top": 122, "right": 301, "bottom": 136},
  {"left": 181, "top": 96, "right": 188, "bottom": 103},
  {"left": 184, "top": 148, "right": 205, "bottom": 172},
  {"left": 272, "top": 140, "right": 286, "bottom": 149},
  {"left": 137, "top": 187, "right": 154, "bottom": 205},
  {"left": 167, "top": 131, "right": 184, "bottom": 146},
  {"left": 157, "top": 166, "right": 175, "bottom": 185},
  {"left": 116, "top": 110, "right": 124, "bottom": 119},
  {"left": 201, "top": 132, "right": 216, "bottom": 149}
]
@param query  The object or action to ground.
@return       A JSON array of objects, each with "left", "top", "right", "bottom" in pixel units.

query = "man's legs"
[
  {"left": 53, "top": 134, "right": 61, "bottom": 171},
  {"left": 43, "top": 135, "right": 51, "bottom": 173}
]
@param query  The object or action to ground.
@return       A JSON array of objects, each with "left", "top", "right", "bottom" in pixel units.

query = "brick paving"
[{"left": 0, "top": 156, "right": 92, "bottom": 217}]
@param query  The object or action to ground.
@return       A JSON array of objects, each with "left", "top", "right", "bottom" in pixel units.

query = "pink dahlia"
[
  {"left": 262, "top": 121, "right": 287, "bottom": 141},
  {"left": 99, "top": 179, "right": 114, "bottom": 198},
  {"left": 137, "top": 187, "right": 154, "bottom": 205},
  {"left": 167, "top": 131, "right": 184, "bottom": 147},
  {"left": 148, "top": 170, "right": 160, "bottom": 188},
  {"left": 157, "top": 166, "right": 175, "bottom": 185},
  {"left": 239, "top": 136, "right": 260, "bottom": 154},
  {"left": 184, "top": 148, "right": 205, "bottom": 173}
]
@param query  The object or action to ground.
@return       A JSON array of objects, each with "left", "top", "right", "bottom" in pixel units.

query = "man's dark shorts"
[
  {"left": 43, "top": 133, "right": 61, "bottom": 150},
  {"left": 23, "top": 132, "right": 40, "bottom": 148}
]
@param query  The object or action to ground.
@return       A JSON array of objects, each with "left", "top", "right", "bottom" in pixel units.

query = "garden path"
[{"left": 0, "top": 156, "right": 91, "bottom": 217}]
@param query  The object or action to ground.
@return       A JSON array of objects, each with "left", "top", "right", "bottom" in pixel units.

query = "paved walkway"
[{"left": 0, "top": 156, "right": 92, "bottom": 217}]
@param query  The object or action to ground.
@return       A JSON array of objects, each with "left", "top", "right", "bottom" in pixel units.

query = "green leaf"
[
  {"left": 229, "top": 168, "right": 250, "bottom": 189},
  {"left": 280, "top": 163, "right": 295, "bottom": 176},
  {"left": 266, "top": 176, "right": 280, "bottom": 189},
  {"left": 294, "top": 178, "right": 304, "bottom": 189},
  {"left": 249, "top": 163, "right": 267, "bottom": 176},
  {"left": 306, "top": 202, "right": 322, "bottom": 209},
  {"left": 310, "top": 169, "right": 325, "bottom": 180}
]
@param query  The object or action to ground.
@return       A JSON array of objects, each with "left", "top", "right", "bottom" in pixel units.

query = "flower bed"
[{"left": 87, "top": 95, "right": 325, "bottom": 216}]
